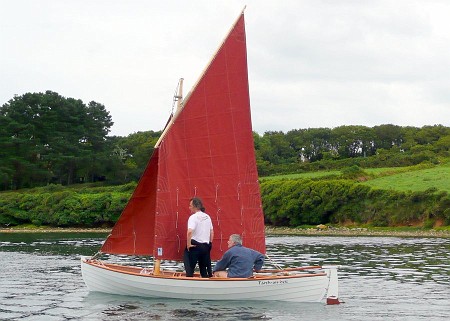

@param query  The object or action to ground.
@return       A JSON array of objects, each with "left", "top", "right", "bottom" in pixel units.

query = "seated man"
[{"left": 213, "top": 234, "right": 264, "bottom": 278}]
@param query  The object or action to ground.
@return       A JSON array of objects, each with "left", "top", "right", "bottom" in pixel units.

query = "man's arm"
[
  {"left": 213, "top": 251, "right": 231, "bottom": 272},
  {"left": 253, "top": 252, "right": 265, "bottom": 272},
  {"left": 187, "top": 228, "right": 194, "bottom": 249}
]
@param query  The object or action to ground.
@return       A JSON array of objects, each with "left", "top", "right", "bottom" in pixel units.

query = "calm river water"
[{"left": 0, "top": 233, "right": 449, "bottom": 320}]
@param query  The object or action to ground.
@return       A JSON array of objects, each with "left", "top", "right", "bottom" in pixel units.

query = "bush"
[
  {"left": 0, "top": 185, "right": 132, "bottom": 227},
  {"left": 261, "top": 178, "right": 449, "bottom": 227}
]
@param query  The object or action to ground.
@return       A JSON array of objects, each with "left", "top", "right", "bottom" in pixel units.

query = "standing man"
[
  {"left": 184, "top": 197, "right": 214, "bottom": 277},
  {"left": 213, "top": 234, "right": 264, "bottom": 278}
]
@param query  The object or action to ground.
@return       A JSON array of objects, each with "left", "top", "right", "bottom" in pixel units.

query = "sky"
[{"left": 1, "top": 0, "right": 450, "bottom": 137}]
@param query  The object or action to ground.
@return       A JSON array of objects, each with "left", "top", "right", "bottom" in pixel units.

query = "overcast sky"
[{"left": 1, "top": 0, "right": 450, "bottom": 137}]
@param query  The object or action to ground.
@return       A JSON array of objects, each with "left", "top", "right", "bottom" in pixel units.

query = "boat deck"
[{"left": 84, "top": 259, "right": 327, "bottom": 281}]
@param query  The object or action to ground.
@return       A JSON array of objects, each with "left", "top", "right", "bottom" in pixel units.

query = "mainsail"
[{"left": 101, "top": 11, "right": 265, "bottom": 261}]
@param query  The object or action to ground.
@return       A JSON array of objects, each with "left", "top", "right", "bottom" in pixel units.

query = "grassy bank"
[
  {"left": 265, "top": 226, "right": 450, "bottom": 238},
  {"left": 2, "top": 225, "right": 449, "bottom": 238},
  {"left": 361, "top": 162, "right": 450, "bottom": 193},
  {"left": 262, "top": 162, "right": 450, "bottom": 193}
]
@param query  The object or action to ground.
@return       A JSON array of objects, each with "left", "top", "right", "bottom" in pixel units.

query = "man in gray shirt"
[{"left": 213, "top": 234, "right": 264, "bottom": 278}]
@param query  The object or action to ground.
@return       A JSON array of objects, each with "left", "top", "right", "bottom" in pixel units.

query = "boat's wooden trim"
[
  {"left": 83, "top": 259, "right": 327, "bottom": 281},
  {"left": 258, "top": 266, "right": 322, "bottom": 273}
]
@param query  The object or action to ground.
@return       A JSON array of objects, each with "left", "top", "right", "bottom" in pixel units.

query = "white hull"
[{"left": 81, "top": 258, "right": 339, "bottom": 303}]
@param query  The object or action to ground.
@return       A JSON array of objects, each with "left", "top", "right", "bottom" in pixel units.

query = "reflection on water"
[
  {"left": 0, "top": 233, "right": 449, "bottom": 320},
  {"left": 92, "top": 298, "right": 273, "bottom": 320}
]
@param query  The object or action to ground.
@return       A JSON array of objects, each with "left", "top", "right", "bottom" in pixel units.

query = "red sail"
[{"left": 101, "top": 12, "right": 265, "bottom": 260}]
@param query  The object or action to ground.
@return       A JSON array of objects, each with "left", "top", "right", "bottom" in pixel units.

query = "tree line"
[
  {"left": 1, "top": 91, "right": 449, "bottom": 190},
  {"left": 0, "top": 91, "right": 161, "bottom": 190},
  {"left": 255, "top": 125, "right": 450, "bottom": 175}
]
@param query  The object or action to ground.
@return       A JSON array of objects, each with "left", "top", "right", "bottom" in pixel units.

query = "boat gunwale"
[{"left": 82, "top": 259, "right": 328, "bottom": 281}]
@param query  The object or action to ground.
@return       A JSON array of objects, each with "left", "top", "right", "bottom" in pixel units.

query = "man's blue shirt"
[{"left": 213, "top": 244, "right": 264, "bottom": 278}]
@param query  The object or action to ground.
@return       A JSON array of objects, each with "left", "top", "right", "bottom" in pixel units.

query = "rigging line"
[{"left": 265, "top": 254, "right": 284, "bottom": 270}]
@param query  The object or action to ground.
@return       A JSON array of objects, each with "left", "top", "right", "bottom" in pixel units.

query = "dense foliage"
[
  {"left": 0, "top": 183, "right": 135, "bottom": 227},
  {"left": 0, "top": 91, "right": 161, "bottom": 190},
  {"left": 255, "top": 125, "right": 450, "bottom": 175},
  {"left": 0, "top": 91, "right": 114, "bottom": 189},
  {"left": 260, "top": 178, "right": 450, "bottom": 227},
  {"left": 1, "top": 176, "right": 449, "bottom": 228}
]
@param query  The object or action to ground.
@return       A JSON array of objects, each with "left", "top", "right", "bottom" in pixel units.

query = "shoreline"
[
  {"left": 1, "top": 226, "right": 449, "bottom": 238},
  {"left": 265, "top": 226, "right": 450, "bottom": 238}
]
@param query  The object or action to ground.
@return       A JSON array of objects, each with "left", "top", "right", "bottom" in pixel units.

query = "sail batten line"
[
  {"left": 133, "top": 228, "right": 137, "bottom": 255},
  {"left": 216, "top": 208, "right": 221, "bottom": 227}
]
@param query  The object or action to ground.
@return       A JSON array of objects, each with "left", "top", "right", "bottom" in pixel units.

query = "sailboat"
[{"left": 81, "top": 9, "right": 340, "bottom": 304}]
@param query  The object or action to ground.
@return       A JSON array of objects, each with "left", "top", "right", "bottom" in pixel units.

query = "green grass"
[
  {"left": 261, "top": 162, "right": 450, "bottom": 193},
  {"left": 361, "top": 162, "right": 450, "bottom": 193},
  {"left": 363, "top": 167, "right": 413, "bottom": 175},
  {"left": 260, "top": 165, "right": 422, "bottom": 181},
  {"left": 261, "top": 170, "right": 341, "bottom": 180}
]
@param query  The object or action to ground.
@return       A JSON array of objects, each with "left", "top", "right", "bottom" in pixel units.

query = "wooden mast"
[{"left": 176, "top": 78, "right": 184, "bottom": 112}]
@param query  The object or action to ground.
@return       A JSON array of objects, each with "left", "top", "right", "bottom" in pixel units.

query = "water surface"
[{"left": 0, "top": 233, "right": 449, "bottom": 320}]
